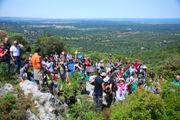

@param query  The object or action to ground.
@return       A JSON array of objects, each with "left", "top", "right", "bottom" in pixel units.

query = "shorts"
[{"left": 34, "top": 69, "right": 43, "bottom": 81}]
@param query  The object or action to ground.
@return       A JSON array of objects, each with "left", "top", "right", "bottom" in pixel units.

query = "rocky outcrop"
[
  {"left": 20, "top": 80, "right": 67, "bottom": 120},
  {"left": 26, "top": 109, "right": 40, "bottom": 120},
  {"left": 0, "top": 83, "right": 14, "bottom": 97}
]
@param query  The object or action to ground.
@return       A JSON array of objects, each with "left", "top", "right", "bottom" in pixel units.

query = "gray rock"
[
  {"left": 4, "top": 83, "right": 14, "bottom": 91},
  {"left": 20, "top": 80, "right": 66, "bottom": 120},
  {"left": 0, "top": 83, "right": 14, "bottom": 97},
  {"left": 26, "top": 109, "right": 40, "bottom": 120}
]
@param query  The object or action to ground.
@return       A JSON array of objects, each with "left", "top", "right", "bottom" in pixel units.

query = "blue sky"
[{"left": 0, "top": 0, "right": 180, "bottom": 18}]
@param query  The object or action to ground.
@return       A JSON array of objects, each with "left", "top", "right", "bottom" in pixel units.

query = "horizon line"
[{"left": 0, "top": 16, "right": 180, "bottom": 20}]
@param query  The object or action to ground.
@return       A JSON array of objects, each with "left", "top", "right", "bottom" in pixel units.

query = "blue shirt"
[
  {"left": 46, "top": 62, "right": 54, "bottom": 73},
  {"left": 19, "top": 66, "right": 27, "bottom": 78},
  {"left": 68, "top": 62, "right": 76, "bottom": 75},
  {"left": 94, "top": 76, "right": 104, "bottom": 95}
]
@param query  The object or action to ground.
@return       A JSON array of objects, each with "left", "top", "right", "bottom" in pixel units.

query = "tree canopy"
[{"left": 35, "top": 34, "right": 67, "bottom": 57}]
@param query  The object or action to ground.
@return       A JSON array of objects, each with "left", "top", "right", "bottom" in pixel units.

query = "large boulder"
[{"left": 20, "top": 80, "right": 67, "bottom": 120}]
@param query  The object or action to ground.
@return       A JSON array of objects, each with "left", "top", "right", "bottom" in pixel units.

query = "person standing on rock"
[
  {"left": 4, "top": 37, "right": 11, "bottom": 72},
  {"left": 10, "top": 40, "right": 23, "bottom": 74},
  {"left": 32, "top": 47, "right": 43, "bottom": 90}
]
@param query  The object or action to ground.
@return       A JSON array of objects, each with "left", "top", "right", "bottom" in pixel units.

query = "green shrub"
[
  {"left": 0, "top": 62, "right": 17, "bottom": 85},
  {"left": 66, "top": 95, "right": 102, "bottom": 120},
  {"left": 63, "top": 73, "right": 85, "bottom": 98},
  {"left": 0, "top": 93, "right": 17, "bottom": 114},
  {"left": 0, "top": 89, "right": 37, "bottom": 119},
  {"left": 158, "top": 54, "right": 180, "bottom": 78},
  {"left": 160, "top": 82, "right": 180, "bottom": 120},
  {"left": 111, "top": 89, "right": 167, "bottom": 120},
  {"left": 0, "top": 62, "right": 9, "bottom": 81}
]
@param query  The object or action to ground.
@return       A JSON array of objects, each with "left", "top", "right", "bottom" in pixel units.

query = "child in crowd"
[{"left": 52, "top": 70, "right": 58, "bottom": 88}]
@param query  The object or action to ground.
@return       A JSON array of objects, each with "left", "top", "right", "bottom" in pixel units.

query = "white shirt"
[
  {"left": 103, "top": 76, "right": 110, "bottom": 82},
  {"left": 46, "top": 62, "right": 54, "bottom": 73},
  {"left": 10, "top": 45, "right": 21, "bottom": 56},
  {"left": 116, "top": 84, "right": 128, "bottom": 101}
]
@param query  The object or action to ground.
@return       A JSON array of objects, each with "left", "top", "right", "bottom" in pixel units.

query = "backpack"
[{"left": 104, "top": 79, "right": 111, "bottom": 93}]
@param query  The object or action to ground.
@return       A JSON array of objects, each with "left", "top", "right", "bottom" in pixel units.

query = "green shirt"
[
  {"left": 131, "top": 83, "right": 138, "bottom": 92},
  {"left": 172, "top": 80, "right": 180, "bottom": 85},
  {"left": 85, "top": 74, "right": 90, "bottom": 81}
]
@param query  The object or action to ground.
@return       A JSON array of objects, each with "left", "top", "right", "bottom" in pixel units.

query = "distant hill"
[{"left": 0, "top": 17, "right": 180, "bottom": 23}]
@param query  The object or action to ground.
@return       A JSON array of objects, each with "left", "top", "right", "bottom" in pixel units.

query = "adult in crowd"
[
  {"left": 59, "top": 50, "right": 65, "bottom": 62},
  {"left": 19, "top": 63, "right": 29, "bottom": 82},
  {"left": 90, "top": 72, "right": 108, "bottom": 112},
  {"left": 4, "top": 37, "right": 11, "bottom": 72},
  {"left": 53, "top": 52, "right": 59, "bottom": 61},
  {"left": 133, "top": 60, "right": 139, "bottom": 70},
  {"left": 10, "top": 40, "right": 23, "bottom": 74},
  {"left": 155, "top": 74, "right": 166, "bottom": 93},
  {"left": 172, "top": 75, "right": 180, "bottom": 85},
  {"left": 97, "top": 60, "right": 105, "bottom": 74},
  {"left": 148, "top": 69, "right": 155, "bottom": 82},
  {"left": 67, "top": 59, "right": 76, "bottom": 75},
  {"left": 0, "top": 43, "right": 8, "bottom": 63},
  {"left": 130, "top": 72, "right": 139, "bottom": 93},
  {"left": 46, "top": 59, "right": 54, "bottom": 73},
  {"left": 106, "top": 60, "right": 114, "bottom": 73},
  {"left": 28, "top": 54, "right": 33, "bottom": 63},
  {"left": 108, "top": 54, "right": 113, "bottom": 62},
  {"left": 66, "top": 52, "right": 72, "bottom": 62},
  {"left": 103, "top": 72, "right": 112, "bottom": 105},
  {"left": 104, "top": 72, "right": 115, "bottom": 107},
  {"left": 77, "top": 52, "right": 82, "bottom": 59},
  {"left": 56, "top": 61, "right": 67, "bottom": 83},
  {"left": 32, "top": 47, "right": 43, "bottom": 90},
  {"left": 116, "top": 78, "right": 128, "bottom": 102},
  {"left": 129, "top": 64, "right": 136, "bottom": 76},
  {"left": 84, "top": 57, "right": 91, "bottom": 69}
]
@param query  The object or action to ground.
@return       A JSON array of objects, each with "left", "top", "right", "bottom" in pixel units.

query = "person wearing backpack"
[{"left": 104, "top": 72, "right": 115, "bottom": 107}]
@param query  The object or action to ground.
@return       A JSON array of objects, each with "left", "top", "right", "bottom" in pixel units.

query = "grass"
[{"left": 31, "top": 106, "right": 39, "bottom": 116}]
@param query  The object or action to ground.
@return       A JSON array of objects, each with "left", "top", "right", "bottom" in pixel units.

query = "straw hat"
[
  {"left": 100, "top": 72, "right": 106, "bottom": 77},
  {"left": 100, "top": 60, "right": 104, "bottom": 63}
]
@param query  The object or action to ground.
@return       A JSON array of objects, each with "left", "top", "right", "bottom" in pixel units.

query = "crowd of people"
[{"left": 0, "top": 38, "right": 180, "bottom": 112}]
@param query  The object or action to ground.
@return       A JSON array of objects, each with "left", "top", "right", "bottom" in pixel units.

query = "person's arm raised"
[{"left": 19, "top": 43, "right": 24, "bottom": 48}]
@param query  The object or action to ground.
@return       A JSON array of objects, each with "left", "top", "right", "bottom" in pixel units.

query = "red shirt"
[
  {"left": 134, "top": 62, "right": 139, "bottom": 70},
  {"left": 119, "top": 71, "right": 124, "bottom": 77},
  {"left": 0, "top": 48, "right": 5, "bottom": 59},
  {"left": 84, "top": 59, "right": 90, "bottom": 66}
]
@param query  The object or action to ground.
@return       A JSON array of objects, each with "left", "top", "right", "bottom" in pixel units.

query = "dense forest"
[{"left": 0, "top": 18, "right": 180, "bottom": 120}]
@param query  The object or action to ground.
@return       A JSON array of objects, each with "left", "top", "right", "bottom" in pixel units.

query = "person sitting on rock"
[{"left": 19, "top": 63, "right": 30, "bottom": 82}]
